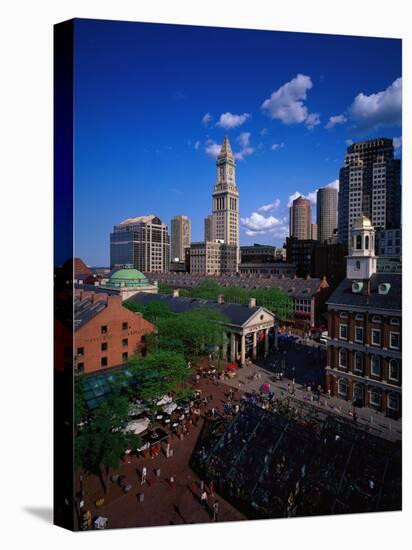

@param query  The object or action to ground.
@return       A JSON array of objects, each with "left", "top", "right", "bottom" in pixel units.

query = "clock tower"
[{"left": 212, "top": 136, "right": 240, "bottom": 265}]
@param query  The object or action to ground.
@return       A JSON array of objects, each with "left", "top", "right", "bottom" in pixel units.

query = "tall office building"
[
  {"left": 311, "top": 223, "right": 318, "bottom": 241},
  {"left": 317, "top": 187, "right": 338, "bottom": 244},
  {"left": 338, "top": 138, "right": 401, "bottom": 246},
  {"left": 204, "top": 214, "right": 215, "bottom": 242},
  {"left": 212, "top": 136, "right": 240, "bottom": 265},
  {"left": 170, "top": 215, "right": 191, "bottom": 262},
  {"left": 110, "top": 215, "right": 170, "bottom": 273},
  {"left": 289, "top": 196, "right": 312, "bottom": 240}
]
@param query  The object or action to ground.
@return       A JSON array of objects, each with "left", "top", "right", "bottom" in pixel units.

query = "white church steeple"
[{"left": 346, "top": 215, "right": 377, "bottom": 280}]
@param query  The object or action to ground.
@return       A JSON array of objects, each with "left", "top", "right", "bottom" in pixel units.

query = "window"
[
  {"left": 365, "top": 235, "right": 369, "bottom": 249},
  {"left": 370, "top": 389, "right": 381, "bottom": 407},
  {"left": 371, "top": 355, "right": 381, "bottom": 377},
  {"left": 122, "top": 322, "right": 129, "bottom": 330},
  {"left": 354, "top": 352, "right": 363, "bottom": 374},
  {"left": 77, "top": 347, "right": 84, "bottom": 356},
  {"left": 122, "top": 352, "right": 128, "bottom": 362},
  {"left": 339, "top": 312, "right": 348, "bottom": 319},
  {"left": 101, "top": 357, "right": 108, "bottom": 367},
  {"left": 371, "top": 315, "right": 381, "bottom": 323},
  {"left": 390, "top": 318, "right": 400, "bottom": 326},
  {"left": 388, "top": 393, "right": 399, "bottom": 411},
  {"left": 101, "top": 325, "right": 108, "bottom": 334},
  {"left": 122, "top": 338, "right": 128, "bottom": 348},
  {"left": 339, "top": 348, "right": 348, "bottom": 368},
  {"left": 389, "top": 332, "right": 400, "bottom": 350},
  {"left": 356, "top": 235, "right": 362, "bottom": 249},
  {"left": 355, "top": 260, "right": 361, "bottom": 270},
  {"left": 355, "top": 313, "right": 364, "bottom": 321},
  {"left": 355, "top": 326, "right": 364, "bottom": 343},
  {"left": 338, "top": 379, "right": 348, "bottom": 398},
  {"left": 339, "top": 324, "right": 348, "bottom": 340},
  {"left": 388, "top": 359, "right": 399, "bottom": 382},
  {"left": 371, "top": 329, "right": 381, "bottom": 346},
  {"left": 101, "top": 342, "right": 108, "bottom": 352},
  {"left": 77, "top": 362, "right": 84, "bottom": 374}
]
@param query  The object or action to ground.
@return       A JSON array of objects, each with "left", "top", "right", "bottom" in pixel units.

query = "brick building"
[
  {"left": 74, "top": 290, "right": 155, "bottom": 375},
  {"left": 326, "top": 216, "right": 401, "bottom": 418}
]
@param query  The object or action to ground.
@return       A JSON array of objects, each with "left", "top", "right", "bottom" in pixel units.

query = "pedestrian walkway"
[{"left": 222, "top": 362, "right": 401, "bottom": 442}]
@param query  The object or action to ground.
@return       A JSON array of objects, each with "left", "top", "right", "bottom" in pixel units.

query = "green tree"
[
  {"left": 156, "top": 307, "right": 227, "bottom": 360},
  {"left": 75, "top": 392, "right": 141, "bottom": 493},
  {"left": 123, "top": 299, "right": 172, "bottom": 324},
  {"left": 128, "top": 350, "right": 188, "bottom": 415}
]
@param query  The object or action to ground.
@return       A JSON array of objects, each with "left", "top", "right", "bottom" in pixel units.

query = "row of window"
[
  {"left": 100, "top": 322, "right": 129, "bottom": 335},
  {"left": 339, "top": 323, "right": 400, "bottom": 349},
  {"left": 337, "top": 348, "right": 400, "bottom": 381},
  {"left": 76, "top": 352, "right": 129, "bottom": 373},
  {"left": 338, "top": 312, "right": 400, "bottom": 324},
  {"left": 77, "top": 339, "right": 129, "bottom": 357},
  {"left": 336, "top": 379, "right": 399, "bottom": 410}
]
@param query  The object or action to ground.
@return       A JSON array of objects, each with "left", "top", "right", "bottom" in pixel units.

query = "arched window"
[
  {"left": 339, "top": 348, "right": 348, "bottom": 368},
  {"left": 338, "top": 379, "right": 348, "bottom": 398},
  {"left": 370, "top": 389, "right": 381, "bottom": 407},
  {"left": 354, "top": 352, "right": 363, "bottom": 373},
  {"left": 356, "top": 261, "right": 361, "bottom": 270},
  {"left": 388, "top": 393, "right": 399, "bottom": 411},
  {"left": 388, "top": 359, "right": 399, "bottom": 382},
  {"left": 371, "top": 355, "right": 381, "bottom": 377},
  {"left": 356, "top": 235, "right": 362, "bottom": 249},
  {"left": 365, "top": 235, "right": 369, "bottom": 249}
]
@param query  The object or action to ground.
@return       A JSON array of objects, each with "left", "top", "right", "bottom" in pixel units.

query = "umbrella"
[
  {"left": 261, "top": 383, "right": 271, "bottom": 393},
  {"left": 226, "top": 363, "right": 238, "bottom": 371}
]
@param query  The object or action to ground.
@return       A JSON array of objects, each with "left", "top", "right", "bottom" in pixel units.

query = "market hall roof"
[
  {"left": 327, "top": 273, "right": 401, "bottom": 311},
  {"left": 74, "top": 294, "right": 107, "bottom": 331},
  {"left": 126, "top": 292, "right": 276, "bottom": 327}
]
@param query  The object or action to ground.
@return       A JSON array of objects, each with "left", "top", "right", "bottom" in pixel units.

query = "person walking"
[
  {"left": 200, "top": 490, "right": 208, "bottom": 508},
  {"left": 209, "top": 480, "right": 215, "bottom": 498},
  {"left": 212, "top": 500, "right": 219, "bottom": 521},
  {"left": 141, "top": 466, "right": 147, "bottom": 485}
]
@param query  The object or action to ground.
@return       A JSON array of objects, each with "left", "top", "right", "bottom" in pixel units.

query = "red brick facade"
[
  {"left": 326, "top": 309, "right": 401, "bottom": 418},
  {"left": 74, "top": 290, "right": 155, "bottom": 375}
]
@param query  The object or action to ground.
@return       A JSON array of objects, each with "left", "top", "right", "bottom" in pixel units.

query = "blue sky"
[{"left": 74, "top": 19, "right": 402, "bottom": 266}]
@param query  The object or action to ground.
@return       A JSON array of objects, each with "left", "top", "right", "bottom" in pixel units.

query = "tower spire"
[{"left": 218, "top": 135, "right": 234, "bottom": 161}]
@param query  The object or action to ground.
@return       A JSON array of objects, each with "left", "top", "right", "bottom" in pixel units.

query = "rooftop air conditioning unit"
[{"left": 352, "top": 281, "right": 363, "bottom": 293}]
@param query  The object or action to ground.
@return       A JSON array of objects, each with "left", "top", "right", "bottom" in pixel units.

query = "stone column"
[
  {"left": 230, "top": 333, "right": 236, "bottom": 362},
  {"left": 264, "top": 329, "right": 269, "bottom": 355},
  {"left": 240, "top": 334, "right": 246, "bottom": 367},
  {"left": 252, "top": 331, "right": 257, "bottom": 360}
]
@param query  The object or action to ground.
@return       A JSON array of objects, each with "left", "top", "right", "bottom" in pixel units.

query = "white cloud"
[
  {"left": 235, "top": 147, "right": 254, "bottom": 161},
  {"left": 241, "top": 212, "right": 288, "bottom": 238},
  {"left": 235, "top": 132, "right": 255, "bottom": 160},
  {"left": 261, "top": 74, "right": 320, "bottom": 128},
  {"left": 271, "top": 142, "right": 284, "bottom": 150},
  {"left": 288, "top": 180, "right": 338, "bottom": 208},
  {"left": 393, "top": 136, "right": 402, "bottom": 150},
  {"left": 345, "top": 139, "right": 354, "bottom": 146},
  {"left": 204, "top": 139, "right": 221, "bottom": 158},
  {"left": 237, "top": 132, "right": 251, "bottom": 148},
  {"left": 348, "top": 77, "right": 402, "bottom": 132},
  {"left": 201, "top": 112, "right": 213, "bottom": 127},
  {"left": 326, "top": 179, "right": 339, "bottom": 191},
  {"left": 325, "top": 114, "right": 347, "bottom": 129},
  {"left": 194, "top": 140, "right": 200, "bottom": 150},
  {"left": 260, "top": 128, "right": 268, "bottom": 136},
  {"left": 258, "top": 199, "right": 281, "bottom": 212},
  {"left": 216, "top": 112, "right": 251, "bottom": 130}
]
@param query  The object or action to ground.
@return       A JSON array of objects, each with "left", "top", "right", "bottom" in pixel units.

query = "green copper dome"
[{"left": 106, "top": 265, "right": 149, "bottom": 287}]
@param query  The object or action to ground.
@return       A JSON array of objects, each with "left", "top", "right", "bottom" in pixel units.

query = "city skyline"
[{"left": 74, "top": 19, "right": 402, "bottom": 266}]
